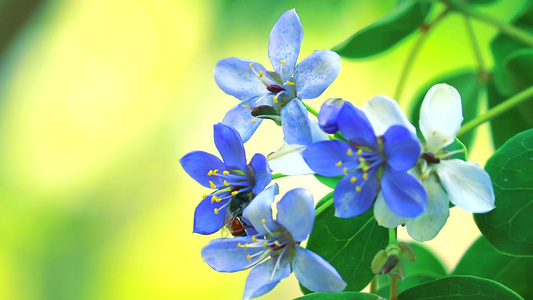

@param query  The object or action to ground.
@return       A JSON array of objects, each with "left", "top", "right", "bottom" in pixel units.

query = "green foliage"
[
  {"left": 302, "top": 209, "right": 388, "bottom": 294},
  {"left": 314, "top": 174, "right": 343, "bottom": 189},
  {"left": 467, "top": 0, "right": 500, "bottom": 4},
  {"left": 294, "top": 292, "right": 379, "bottom": 300},
  {"left": 453, "top": 236, "right": 533, "bottom": 299},
  {"left": 332, "top": 0, "right": 431, "bottom": 58},
  {"left": 377, "top": 242, "right": 447, "bottom": 299},
  {"left": 398, "top": 276, "right": 524, "bottom": 299},
  {"left": 475, "top": 129, "right": 533, "bottom": 256},
  {"left": 315, "top": 191, "right": 334, "bottom": 210},
  {"left": 494, "top": 49, "right": 533, "bottom": 97}
]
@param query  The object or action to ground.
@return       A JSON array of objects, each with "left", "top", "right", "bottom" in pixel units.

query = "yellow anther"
[
  {"left": 263, "top": 241, "right": 268, "bottom": 246},
  {"left": 350, "top": 177, "right": 356, "bottom": 184},
  {"left": 242, "top": 267, "right": 246, "bottom": 270},
  {"left": 259, "top": 71, "right": 264, "bottom": 77},
  {"left": 213, "top": 169, "right": 218, "bottom": 175},
  {"left": 231, "top": 191, "right": 239, "bottom": 196},
  {"left": 443, "top": 138, "right": 449, "bottom": 143},
  {"left": 223, "top": 180, "right": 229, "bottom": 186},
  {"left": 244, "top": 243, "right": 248, "bottom": 250},
  {"left": 363, "top": 173, "right": 368, "bottom": 180},
  {"left": 252, "top": 236, "right": 258, "bottom": 242},
  {"left": 251, "top": 119, "right": 257, "bottom": 123},
  {"left": 214, "top": 208, "right": 219, "bottom": 214},
  {"left": 363, "top": 166, "right": 370, "bottom": 172},
  {"left": 357, "top": 149, "right": 363, "bottom": 155},
  {"left": 285, "top": 80, "right": 295, "bottom": 85},
  {"left": 261, "top": 219, "right": 266, "bottom": 224},
  {"left": 216, "top": 197, "right": 221, "bottom": 202},
  {"left": 209, "top": 181, "right": 216, "bottom": 189},
  {"left": 359, "top": 157, "right": 365, "bottom": 163},
  {"left": 432, "top": 130, "right": 438, "bottom": 136},
  {"left": 335, "top": 161, "right": 342, "bottom": 167},
  {"left": 274, "top": 240, "right": 280, "bottom": 246},
  {"left": 343, "top": 167, "right": 348, "bottom": 175},
  {"left": 247, "top": 255, "right": 252, "bottom": 262},
  {"left": 202, "top": 194, "right": 207, "bottom": 199},
  {"left": 207, "top": 170, "right": 213, "bottom": 176},
  {"left": 347, "top": 148, "right": 353, "bottom": 156},
  {"left": 223, "top": 170, "right": 230, "bottom": 175},
  {"left": 273, "top": 95, "right": 278, "bottom": 103},
  {"left": 356, "top": 186, "right": 362, "bottom": 192},
  {"left": 281, "top": 60, "right": 286, "bottom": 64},
  {"left": 211, "top": 196, "right": 216, "bottom": 204},
  {"left": 237, "top": 243, "right": 242, "bottom": 248},
  {"left": 249, "top": 63, "right": 254, "bottom": 69}
]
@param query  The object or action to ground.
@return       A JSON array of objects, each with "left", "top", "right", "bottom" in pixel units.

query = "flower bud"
[{"left": 318, "top": 98, "right": 344, "bottom": 134}]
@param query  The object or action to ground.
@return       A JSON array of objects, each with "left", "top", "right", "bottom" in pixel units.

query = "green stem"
[
  {"left": 457, "top": 85, "right": 533, "bottom": 137},
  {"left": 315, "top": 194, "right": 334, "bottom": 217},
  {"left": 271, "top": 173, "right": 287, "bottom": 180},
  {"left": 389, "top": 228, "right": 397, "bottom": 244},
  {"left": 390, "top": 276, "right": 399, "bottom": 300},
  {"left": 370, "top": 277, "right": 377, "bottom": 294},
  {"left": 463, "top": 15, "right": 486, "bottom": 74},
  {"left": 303, "top": 102, "right": 319, "bottom": 117}
]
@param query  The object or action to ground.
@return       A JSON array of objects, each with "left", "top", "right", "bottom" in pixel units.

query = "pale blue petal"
[
  {"left": 214, "top": 58, "right": 269, "bottom": 100},
  {"left": 214, "top": 123, "right": 247, "bottom": 170},
  {"left": 381, "top": 167, "right": 427, "bottom": 218},
  {"left": 337, "top": 102, "right": 378, "bottom": 149},
  {"left": 294, "top": 50, "right": 341, "bottom": 99},
  {"left": 250, "top": 154, "right": 271, "bottom": 195},
  {"left": 180, "top": 151, "right": 225, "bottom": 188},
  {"left": 276, "top": 188, "right": 314, "bottom": 241},
  {"left": 281, "top": 99, "right": 312, "bottom": 145},
  {"left": 193, "top": 195, "right": 228, "bottom": 234},
  {"left": 382, "top": 125, "right": 421, "bottom": 172},
  {"left": 293, "top": 245, "right": 346, "bottom": 293},
  {"left": 269, "top": 9, "right": 303, "bottom": 82},
  {"left": 308, "top": 119, "right": 329, "bottom": 142},
  {"left": 242, "top": 257, "right": 291, "bottom": 300},
  {"left": 243, "top": 184, "right": 282, "bottom": 235},
  {"left": 267, "top": 143, "right": 314, "bottom": 176},
  {"left": 302, "top": 140, "right": 358, "bottom": 177},
  {"left": 362, "top": 95, "right": 416, "bottom": 136},
  {"left": 333, "top": 169, "right": 379, "bottom": 218},
  {"left": 222, "top": 97, "right": 263, "bottom": 143},
  {"left": 201, "top": 236, "right": 260, "bottom": 272},
  {"left": 373, "top": 193, "right": 409, "bottom": 228}
]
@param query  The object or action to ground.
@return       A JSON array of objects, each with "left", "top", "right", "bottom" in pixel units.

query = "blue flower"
[
  {"left": 302, "top": 101, "right": 427, "bottom": 218},
  {"left": 201, "top": 184, "right": 346, "bottom": 300},
  {"left": 180, "top": 123, "right": 271, "bottom": 235},
  {"left": 214, "top": 9, "right": 341, "bottom": 143}
]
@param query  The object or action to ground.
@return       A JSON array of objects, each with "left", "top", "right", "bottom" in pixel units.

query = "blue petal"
[
  {"left": 292, "top": 245, "right": 346, "bottom": 293},
  {"left": 250, "top": 153, "right": 271, "bottom": 195},
  {"left": 180, "top": 151, "right": 225, "bottom": 188},
  {"left": 276, "top": 188, "right": 314, "bottom": 242},
  {"left": 318, "top": 98, "right": 344, "bottom": 134},
  {"left": 337, "top": 102, "right": 378, "bottom": 149},
  {"left": 201, "top": 236, "right": 259, "bottom": 272},
  {"left": 281, "top": 99, "right": 313, "bottom": 145},
  {"left": 294, "top": 50, "right": 341, "bottom": 99},
  {"left": 268, "top": 9, "right": 303, "bottom": 82},
  {"left": 333, "top": 169, "right": 378, "bottom": 218},
  {"left": 243, "top": 257, "right": 291, "bottom": 300},
  {"left": 381, "top": 167, "right": 427, "bottom": 218},
  {"left": 222, "top": 97, "right": 263, "bottom": 143},
  {"left": 382, "top": 125, "right": 421, "bottom": 171},
  {"left": 214, "top": 123, "right": 247, "bottom": 170},
  {"left": 302, "top": 140, "right": 358, "bottom": 177},
  {"left": 193, "top": 196, "right": 228, "bottom": 234},
  {"left": 243, "top": 184, "right": 282, "bottom": 235},
  {"left": 214, "top": 57, "right": 269, "bottom": 100}
]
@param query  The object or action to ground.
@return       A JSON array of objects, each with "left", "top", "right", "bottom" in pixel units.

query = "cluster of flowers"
[{"left": 180, "top": 9, "right": 495, "bottom": 300}]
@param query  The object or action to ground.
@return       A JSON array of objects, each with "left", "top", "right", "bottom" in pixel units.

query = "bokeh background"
[{"left": 0, "top": 0, "right": 522, "bottom": 299}]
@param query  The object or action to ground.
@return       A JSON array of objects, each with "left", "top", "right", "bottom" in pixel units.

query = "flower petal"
[
  {"left": 373, "top": 193, "right": 409, "bottom": 228},
  {"left": 180, "top": 151, "right": 225, "bottom": 188},
  {"left": 268, "top": 142, "right": 314, "bottom": 176},
  {"left": 318, "top": 98, "right": 344, "bottom": 134},
  {"left": 214, "top": 58, "right": 269, "bottom": 100},
  {"left": 337, "top": 102, "right": 378, "bottom": 149},
  {"left": 294, "top": 50, "right": 341, "bottom": 99},
  {"left": 362, "top": 95, "right": 416, "bottom": 136},
  {"left": 193, "top": 195, "right": 228, "bottom": 234},
  {"left": 437, "top": 159, "right": 495, "bottom": 213},
  {"left": 281, "top": 99, "right": 313, "bottom": 146},
  {"left": 302, "top": 140, "right": 358, "bottom": 177},
  {"left": 214, "top": 123, "right": 247, "bottom": 170},
  {"left": 419, "top": 84, "right": 463, "bottom": 153},
  {"left": 406, "top": 177, "right": 450, "bottom": 242},
  {"left": 276, "top": 188, "right": 314, "bottom": 241},
  {"left": 242, "top": 257, "right": 291, "bottom": 300},
  {"left": 293, "top": 245, "right": 346, "bottom": 293},
  {"left": 383, "top": 125, "right": 421, "bottom": 172},
  {"left": 268, "top": 9, "right": 303, "bottom": 82},
  {"left": 333, "top": 169, "right": 378, "bottom": 218},
  {"left": 222, "top": 97, "right": 263, "bottom": 143},
  {"left": 243, "top": 184, "right": 282, "bottom": 235},
  {"left": 250, "top": 153, "right": 271, "bottom": 195},
  {"left": 201, "top": 236, "right": 258, "bottom": 272},
  {"left": 381, "top": 167, "right": 427, "bottom": 218}
]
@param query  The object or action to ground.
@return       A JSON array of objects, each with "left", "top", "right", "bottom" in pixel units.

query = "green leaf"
[
  {"left": 301, "top": 208, "right": 388, "bottom": 294},
  {"left": 0, "top": 0, "right": 44, "bottom": 59},
  {"left": 294, "top": 292, "right": 379, "bottom": 300},
  {"left": 398, "top": 275, "right": 523, "bottom": 299},
  {"left": 453, "top": 236, "right": 533, "bottom": 299},
  {"left": 314, "top": 174, "right": 343, "bottom": 189},
  {"left": 315, "top": 191, "right": 334, "bottom": 210},
  {"left": 494, "top": 49, "right": 533, "bottom": 97},
  {"left": 467, "top": 0, "right": 500, "bottom": 4},
  {"left": 474, "top": 129, "right": 533, "bottom": 257},
  {"left": 377, "top": 242, "right": 447, "bottom": 299},
  {"left": 332, "top": 0, "right": 431, "bottom": 59}
]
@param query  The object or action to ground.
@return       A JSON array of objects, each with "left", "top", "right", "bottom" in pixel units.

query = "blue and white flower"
[
  {"left": 180, "top": 123, "right": 271, "bottom": 235},
  {"left": 367, "top": 84, "right": 496, "bottom": 241},
  {"left": 201, "top": 184, "right": 346, "bottom": 300}
]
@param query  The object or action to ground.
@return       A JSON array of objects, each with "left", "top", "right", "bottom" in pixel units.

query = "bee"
[{"left": 222, "top": 192, "right": 253, "bottom": 237}]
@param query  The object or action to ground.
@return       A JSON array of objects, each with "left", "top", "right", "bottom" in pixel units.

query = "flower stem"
[
  {"left": 315, "top": 193, "right": 334, "bottom": 217},
  {"left": 303, "top": 102, "right": 319, "bottom": 117},
  {"left": 389, "top": 227, "right": 398, "bottom": 300},
  {"left": 271, "top": 173, "right": 287, "bottom": 180},
  {"left": 463, "top": 15, "right": 486, "bottom": 75},
  {"left": 457, "top": 85, "right": 533, "bottom": 137},
  {"left": 370, "top": 277, "right": 377, "bottom": 294}
]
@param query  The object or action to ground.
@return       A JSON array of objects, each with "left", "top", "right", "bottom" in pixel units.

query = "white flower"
[{"left": 363, "top": 84, "right": 495, "bottom": 242}]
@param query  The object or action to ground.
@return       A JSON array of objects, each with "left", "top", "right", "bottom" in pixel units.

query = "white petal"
[
  {"left": 362, "top": 95, "right": 416, "bottom": 136},
  {"left": 405, "top": 177, "right": 450, "bottom": 242},
  {"left": 437, "top": 159, "right": 495, "bottom": 213},
  {"left": 373, "top": 192, "right": 409, "bottom": 228},
  {"left": 267, "top": 142, "right": 314, "bottom": 175},
  {"left": 419, "top": 84, "right": 463, "bottom": 153}
]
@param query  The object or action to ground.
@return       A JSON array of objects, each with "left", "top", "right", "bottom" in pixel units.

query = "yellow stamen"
[
  {"left": 274, "top": 240, "right": 280, "bottom": 246},
  {"left": 347, "top": 148, "right": 353, "bottom": 156},
  {"left": 223, "top": 170, "right": 229, "bottom": 175},
  {"left": 359, "top": 157, "right": 365, "bottom": 163},
  {"left": 231, "top": 191, "right": 238, "bottom": 196},
  {"left": 357, "top": 149, "right": 363, "bottom": 155},
  {"left": 281, "top": 60, "right": 286, "bottom": 64},
  {"left": 213, "top": 169, "right": 218, "bottom": 175},
  {"left": 211, "top": 196, "right": 216, "bottom": 204},
  {"left": 242, "top": 267, "right": 246, "bottom": 270},
  {"left": 273, "top": 95, "right": 278, "bottom": 103},
  {"left": 261, "top": 219, "right": 266, "bottom": 224},
  {"left": 209, "top": 181, "right": 216, "bottom": 189},
  {"left": 207, "top": 170, "right": 213, "bottom": 176},
  {"left": 259, "top": 71, "right": 264, "bottom": 77},
  {"left": 214, "top": 208, "right": 219, "bottom": 214},
  {"left": 363, "top": 166, "right": 369, "bottom": 172},
  {"left": 285, "top": 80, "right": 295, "bottom": 85},
  {"left": 237, "top": 243, "right": 242, "bottom": 248},
  {"left": 249, "top": 63, "right": 254, "bottom": 69},
  {"left": 251, "top": 119, "right": 257, "bottom": 123},
  {"left": 263, "top": 241, "right": 268, "bottom": 246},
  {"left": 356, "top": 186, "right": 362, "bottom": 192},
  {"left": 350, "top": 177, "right": 356, "bottom": 184},
  {"left": 202, "top": 194, "right": 207, "bottom": 199},
  {"left": 244, "top": 243, "right": 248, "bottom": 250},
  {"left": 335, "top": 161, "right": 342, "bottom": 167},
  {"left": 252, "top": 236, "right": 258, "bottom": 242},
  {"left": 343, "top": 167, "right": 348, "bottom": 175},
  {"left": 363, "top": 173, "right": 368, "bottom": 180},
  {"left": 443, "top": 138, "right": 448, "bottom": 143},
  {"left": 223, "top": 180, "right": 229, "bottom": 186},
  {"left": 247, "top": 255, "right": 252, "bottom": 262}
]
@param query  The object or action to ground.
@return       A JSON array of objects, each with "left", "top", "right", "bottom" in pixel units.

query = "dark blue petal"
[
  {"left": 281, "top": 99, "right": 313, "bottom": 145},
  {"left": 337, "top": 102, "right": 378, "bottom": 149},
  {"left": 243, "top": 184, "right": 282, "bottom": 235},
  {"left": 276, "top": 188, "right": 314, "bottom": 242},
  {"left": 222, "top": 97, "right": 263, "bottom": 143},
  {"left": 383, "top": 125, "right": 421, "bottom": 171},
  {"left": 381, "top": 167, "right": 427, "bottom": 218},
  {"left": 302, "top": 140, "right": 358, "bottom": 177},
  {"left": 333, "top": 169, "right": 378, "bottom": 218},
  {"left": 250, "top": 153, "right": 271, "bottom": 195},
  {"left": 193, "top": 196, "right": 228, "bottom": 234},
  {"left": 268, "top": 9, "right": 303, "bottom": 83},
  {"left": 214, "top": 58, "right": 269, "bottom": 100},
  {"left": 180, "top": 151, "right": 225, "bottom": 188},
  {"left": 293, "top": 245, "right": 346, "bottom": 293},
  {"left": 243, "top": 257, "right": 291, "bottom": 300},
  {"left": 294, "top": 50, "right": 341, "bottom": 99},
  {"left": 201, "top": 236, "right": 259, "bottom": 272},
  {"left": 214, "top": 123, "right": 247, "bottom": 171},
  {"left": 318, "top": 98, "right": 344, "bottom": 134}
]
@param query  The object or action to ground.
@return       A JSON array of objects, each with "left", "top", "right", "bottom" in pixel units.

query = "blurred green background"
[{"left": 0, "top": 0, "right": 521, "bottom": 299}]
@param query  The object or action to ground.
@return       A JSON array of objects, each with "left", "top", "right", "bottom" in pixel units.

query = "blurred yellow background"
[{"left": 0, "top": 0, "right": 521, "bottom": 299}]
